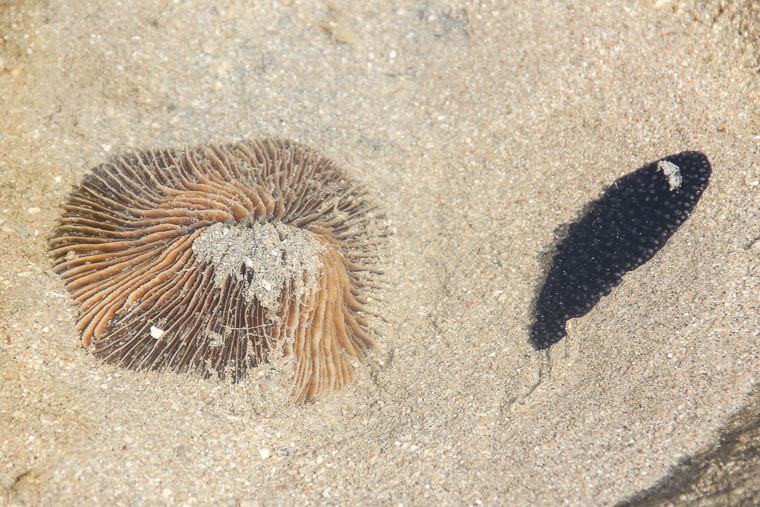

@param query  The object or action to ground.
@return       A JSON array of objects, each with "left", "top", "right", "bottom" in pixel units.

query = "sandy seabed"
[{"left": 1, "top": 0, "right": 759, "bottom": 505}]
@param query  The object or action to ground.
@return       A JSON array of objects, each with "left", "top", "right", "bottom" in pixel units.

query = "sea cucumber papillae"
[{"left": 531, "top": 151, "right": 711, "bottom": 349}]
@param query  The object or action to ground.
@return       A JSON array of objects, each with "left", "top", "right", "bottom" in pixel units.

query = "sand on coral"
[{"left": 1, "top": 0, "right": 759, "bottom": 504}]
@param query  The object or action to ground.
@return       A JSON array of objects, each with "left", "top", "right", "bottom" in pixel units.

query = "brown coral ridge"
[{"left": 48, "top": 139, "right": 388, "bottom": 402}]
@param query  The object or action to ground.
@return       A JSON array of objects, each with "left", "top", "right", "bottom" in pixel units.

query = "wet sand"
[{"left": 1, "top": 0, "right": 759, "bottom": 504}]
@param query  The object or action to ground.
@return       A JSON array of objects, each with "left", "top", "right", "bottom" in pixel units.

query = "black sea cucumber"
[{"left": 531, "top": 152, "right": 711, "bottom": 349}]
